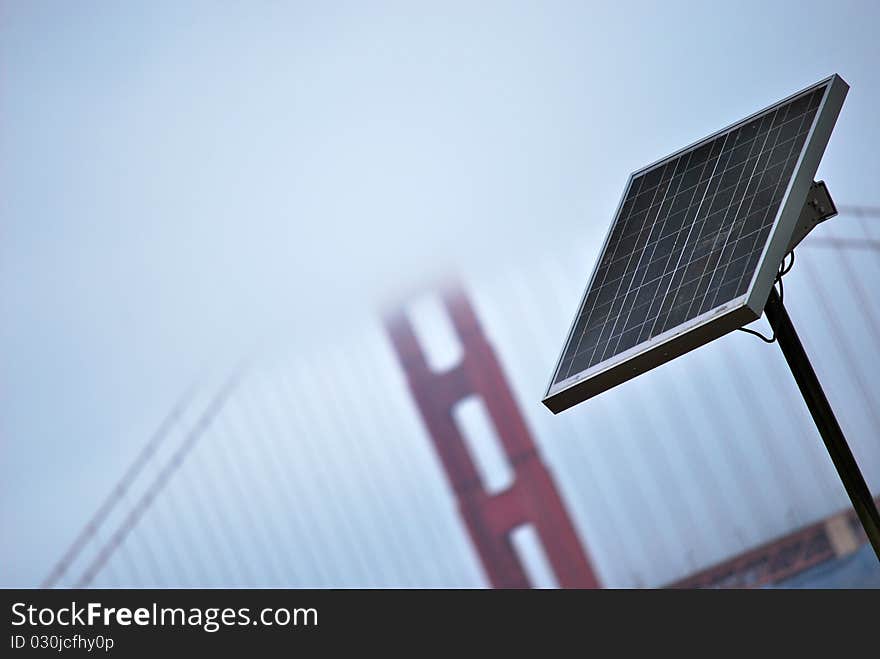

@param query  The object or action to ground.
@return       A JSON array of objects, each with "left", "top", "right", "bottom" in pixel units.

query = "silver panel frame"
[{"left": 543, "top": 74, "right": 848, "bottom": 414}]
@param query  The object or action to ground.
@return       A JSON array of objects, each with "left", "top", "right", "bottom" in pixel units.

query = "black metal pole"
[{"left": 764, "top": 286, "right": 880, "bottom": 562}]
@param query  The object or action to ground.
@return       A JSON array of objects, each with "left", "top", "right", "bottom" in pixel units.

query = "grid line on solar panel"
[
  {"left": 554, "top": 86, "right": 824, "bottom": 384},
  {"left": 597, "top": 134, "right": 728, "bottom": 366}
]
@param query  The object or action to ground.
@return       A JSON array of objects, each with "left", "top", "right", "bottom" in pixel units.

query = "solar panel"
[{"left": 543, "top": 74, "right": 848, "bottom": 413}]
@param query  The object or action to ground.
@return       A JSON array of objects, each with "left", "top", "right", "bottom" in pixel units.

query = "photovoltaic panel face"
[{"left": 543, "top": 75, "right": 848, "bottom": 413}]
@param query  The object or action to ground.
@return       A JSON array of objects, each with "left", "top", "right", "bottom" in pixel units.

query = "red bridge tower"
[{"left": 384, "top": 283, "right": 599, "bottom": 588}]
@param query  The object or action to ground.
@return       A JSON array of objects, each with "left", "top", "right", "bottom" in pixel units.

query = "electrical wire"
[
  {"left": 737, "top": 325, "right": 777, "bottom": 343},
  {"left": 780, "top": 250, "right": 795, "bottom": 277},
  {"left": 736, "top": 250, "right": 794, "bottom": 343}
]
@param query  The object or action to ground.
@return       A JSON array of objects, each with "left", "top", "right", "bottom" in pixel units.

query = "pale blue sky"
[{"left": 2, "top": 1, "right": 880, "bottom": 586}]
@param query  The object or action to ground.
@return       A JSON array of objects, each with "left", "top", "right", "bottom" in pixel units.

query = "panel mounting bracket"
[{"left": 787, "top": 180, "right": 837, "bottom": 252}]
